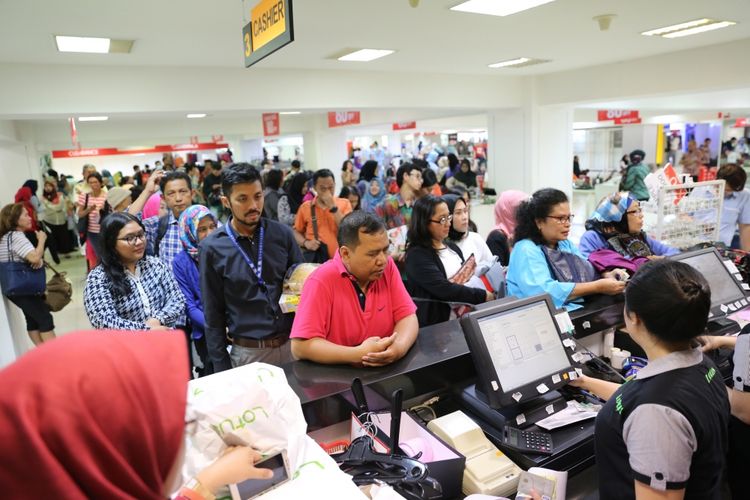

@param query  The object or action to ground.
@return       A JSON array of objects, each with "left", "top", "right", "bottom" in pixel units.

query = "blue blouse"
[
  {"left": 84, "top": 256, "right": 186, "bottom": 330},
  {"left": 507, "top": 239, "right": 584, "bottom": 310},
  {"left": 172, "top": 250, "right": 205, "bottom": 339},
  {"left": 578, "top": 230, "right": 679, "bottom": 259}
]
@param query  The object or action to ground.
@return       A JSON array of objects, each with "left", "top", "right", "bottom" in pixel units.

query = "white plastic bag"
[{"left": 181, "top": 362, "right": 366, "bottom": 499}]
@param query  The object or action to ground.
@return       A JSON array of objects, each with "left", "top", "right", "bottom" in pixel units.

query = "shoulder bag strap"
[
  {"left": 7, "top": 232, "right": 14, "bottom": 263},
  {"left": 311, "top": 203, "right": 320, "bottom": 241}
]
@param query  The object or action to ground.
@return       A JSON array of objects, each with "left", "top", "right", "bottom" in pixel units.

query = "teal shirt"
[
  {"left": 506, "top": 239, "right": 584, "bottom": 311},
  {"left": 622, "top": 163, "right": 650, "bottom": 201}
]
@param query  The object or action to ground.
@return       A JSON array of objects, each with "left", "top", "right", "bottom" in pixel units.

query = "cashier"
[
  {"left": 506, "top": 188, "right": 626, "bottom": 310},
  {"left": 571, "top": 260, "right": 729, "bottom": 499},
  {"left": 290, "top": 211, "right": 418, "bottom": 366}
]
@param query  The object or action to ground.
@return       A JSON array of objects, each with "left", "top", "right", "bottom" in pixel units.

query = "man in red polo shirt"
[{"left": 290, "top": 211, "right": 418, "bottom": 366}]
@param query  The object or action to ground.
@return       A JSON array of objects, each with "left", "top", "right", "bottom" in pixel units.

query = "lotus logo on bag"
[{"left": 211, "top": 406, "right": 269, "bottom": 437}]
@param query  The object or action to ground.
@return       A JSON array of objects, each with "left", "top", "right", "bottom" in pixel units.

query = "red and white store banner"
[
  {"left": 614, "top": 117, "right": 642, "bottom": 125},
  {"left": 597, "top": 110, "right": 640, "bottom": 121},
  {"left": 392, "top": 121, "right": 416, "bottom": 131},
  {"left": 328, "top": 111, "right": 360, "bottom": 128},
  {"left": 262, "top": 113, "right": 280, "bottom": 136},
  {"left": 735, "top": 118, "right": 749, "bottom": 128},
  {"left": 52, "top": 142, "right": 229, "bottom": 159},
  {"left": 68, "top": 118, "right": 79, "bottom": 148}
]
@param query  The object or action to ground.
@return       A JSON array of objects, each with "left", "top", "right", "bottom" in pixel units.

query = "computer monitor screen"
[
  {"left": 672, "top": 248, "right": 746, "bottom": 310},
  {"left": 475, "top": 299, "right": 572, "bottom": 392}
]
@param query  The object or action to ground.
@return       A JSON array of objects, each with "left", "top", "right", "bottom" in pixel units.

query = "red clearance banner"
[
  {"left": 51, "top": 142, "right": 229, "bottom": 159},
  {"left": 614, "top": 117, "right": 642, "bottom": 125},
  {"left": 597, "top": 110, "right": 640, "bottom": 121},
  {"left": 262, "top": 112, "right": 280, "bottom": 136},
  {"left": 735, "top": 118, "right": 749, "bottom": 127},
  {"left": 328, "top": 111, "right": 361, "bottom": 128},
  {"left": 392, "top": 121, "right": 416, "bottom": 131}
]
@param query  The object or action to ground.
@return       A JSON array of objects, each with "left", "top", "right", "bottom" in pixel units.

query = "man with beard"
[{"left": 200, "top": 163, "right": 303, "bottom": 371}]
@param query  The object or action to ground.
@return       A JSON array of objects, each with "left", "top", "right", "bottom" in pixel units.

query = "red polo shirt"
[{"left": 290, "top": 252, "right": 416, "bottom": 347}]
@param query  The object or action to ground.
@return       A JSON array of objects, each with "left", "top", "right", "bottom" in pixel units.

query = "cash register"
[
  {"left": 457, "top": 294, "right": 596, "bottom": 471},
  {"left": 671, "top": 247, "right": 750, "bottom": 335}
]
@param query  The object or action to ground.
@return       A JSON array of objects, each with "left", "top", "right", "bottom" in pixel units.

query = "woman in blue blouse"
[
  {"left": 173, "top": 205, "right": 218, "bottom": 375},
  {"left": 579, "top": 192, "right": 678, "bottom": 260},
  {"left": 506, "top": 188, "right": 626, "bottom": 310},
  {"left": 84, "top": 212, "right": 185, "bottom": 330}
]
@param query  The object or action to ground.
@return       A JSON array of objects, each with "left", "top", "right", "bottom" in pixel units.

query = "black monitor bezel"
[
  {"left": 670, "top": 247, "right": 749, "bottom": 318},
  {"left": 459, "top": 294, "right": 577, "bottom": 409}
]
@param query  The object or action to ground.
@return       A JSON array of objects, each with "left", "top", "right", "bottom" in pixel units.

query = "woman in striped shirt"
[{"left": 77, "top": 172, "right": 108, "bottom": 271}]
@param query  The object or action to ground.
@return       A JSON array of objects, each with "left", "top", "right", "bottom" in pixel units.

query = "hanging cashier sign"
[{"left": 242, "top": 0, "right": 294, "bottom": 68}]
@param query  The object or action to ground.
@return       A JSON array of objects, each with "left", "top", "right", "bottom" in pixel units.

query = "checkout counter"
[{"left": 282, "top": 292, "right": 627, "bottom": 482}]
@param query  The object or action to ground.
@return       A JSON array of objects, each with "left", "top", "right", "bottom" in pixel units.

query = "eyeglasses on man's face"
[
  {"left": 117, "top": 231, "right": 146, "bottom": 246},
  {"left": 545, "top": 214, "right": 574, "bottom": 225},
  {"left": 430, "top": 215, "right": 453, "bottom": 225}
]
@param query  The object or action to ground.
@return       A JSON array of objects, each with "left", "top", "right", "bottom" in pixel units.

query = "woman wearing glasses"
[
  {"left": 507, "top": 188, "right": 626, "bottom": 310},
  {"left": 405, "top": 195, "right": 493, "bottom": 326},
  {"left": 84, "top": 212, "right": 185, "bottom": 330},
  {"left": 579, "top": 192, "right": 678, "bottom": 268}
]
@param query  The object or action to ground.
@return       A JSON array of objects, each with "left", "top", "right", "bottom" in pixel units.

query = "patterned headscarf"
[
  {"left": 590, "top": 192, "right": 633, "bottom": 224},
  {"left": 178, "top": 204, "right": 218, "bottom": 261}
]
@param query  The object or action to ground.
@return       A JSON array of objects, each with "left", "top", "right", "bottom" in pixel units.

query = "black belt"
[{"left": 231, "top": 334, "right": 287, "bottom": 349}]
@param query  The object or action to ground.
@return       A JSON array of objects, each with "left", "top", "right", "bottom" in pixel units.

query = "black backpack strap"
[
  {"left": 311, "top": 203, "right": 320, "bottom": 241},
  {"left": 153, "top": 214, "right": 170, "bottom": 256}
]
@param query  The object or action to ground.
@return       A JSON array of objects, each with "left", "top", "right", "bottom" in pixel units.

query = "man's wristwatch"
[{"left": 329, "top": 206, "right": 339, "bottom": 214}]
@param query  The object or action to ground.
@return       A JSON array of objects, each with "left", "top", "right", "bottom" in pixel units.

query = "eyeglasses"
[
  {"left": 626, "top": 208, "right": 643, "bottom": 216},
  {"left": 117, "top": 231, "right": 146, "bottom": 246},
  {"left": 430, "top": 215, "right": 453, "bottom": 225},
  {"left": 545, "top": 215, "right": 575, "bottom": 224}
]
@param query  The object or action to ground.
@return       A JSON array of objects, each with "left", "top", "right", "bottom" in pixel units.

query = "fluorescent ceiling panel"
[
  {"left": 641, "top": 19, "right": 736, "bottom": 38},
  {"left": 337, "top": 49, "right": 394, "bottom": 62},
  {"left": 186, "top": 113, "right": 207, "bottom": 118},
  {"left": 77, "top": 116, "right": 108, "bottom": 121},
  {"left": 55, "top": 36, "right": 110, "bottom": 53},
  {"left": 488, "top": 57, "right": 549, "bottom": 68},
  {"left": 451, "top": 0, "right": 555, "bottom": 17},
  {"left": 279, "top": 111, "right": 301, "bottom": 115}
]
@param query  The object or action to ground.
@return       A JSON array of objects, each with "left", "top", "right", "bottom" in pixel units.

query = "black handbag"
[
  {"left": 77, "top": 193, "right": 89, "bottom": 244},
  {"left": 0, "top": 233, "right": 46, "bottom": 296},
  {"left": 301, "top": 204, "right": 329, "bottom": 264}
]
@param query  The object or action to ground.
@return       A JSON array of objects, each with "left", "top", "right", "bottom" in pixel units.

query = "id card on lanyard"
[{"left": 225, "top": 220, "right": 268, "bottom": 295}]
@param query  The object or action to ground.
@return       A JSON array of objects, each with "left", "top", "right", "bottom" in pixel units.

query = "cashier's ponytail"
[{"left": 625, "top": 259, "right": 710, "bottom": 343}]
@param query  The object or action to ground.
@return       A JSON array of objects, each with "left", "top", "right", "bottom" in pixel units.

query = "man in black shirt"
[
  {"left": 200, "top": 163, "right": 303, "bottom": 372},
  {"left": 202, "top": 159, "right": 224, "bottom": 219}
]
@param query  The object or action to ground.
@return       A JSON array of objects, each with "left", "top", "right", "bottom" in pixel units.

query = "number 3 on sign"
[{"left": 244, "top": 32, "right": 252, "bottom": 57}]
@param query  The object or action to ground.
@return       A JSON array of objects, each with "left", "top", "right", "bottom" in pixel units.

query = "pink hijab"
[
  {"left": 143, "top": 193, "right": 163, "bottom": 219},
  {"left": 494, "top": 190, "right": 528, "bottom": 239}
]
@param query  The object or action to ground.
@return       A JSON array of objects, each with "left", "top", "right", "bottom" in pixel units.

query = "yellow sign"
[{"left": 251, "top": 0, "right": 287, "bottom": 52}]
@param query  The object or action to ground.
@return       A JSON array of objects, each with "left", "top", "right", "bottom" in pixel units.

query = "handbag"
[
  {"left": 0, "top": 233, "right": 46, "bottom": 297},
  {"left": 76, "top": 193, "right": 89, "bottom": 244},
  {"left": 301, "top": 203, "right": 329, "bottom": 264},
  {"left": 540, "top": 245, "right": 598, "bottom": 283},
  {"left": 44, "top": 262, "right": 72, "bottom": 311}
]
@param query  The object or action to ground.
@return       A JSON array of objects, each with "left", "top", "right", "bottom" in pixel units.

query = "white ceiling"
[{"left": 1, "top": 0, "right": 749, "bottom": 75}]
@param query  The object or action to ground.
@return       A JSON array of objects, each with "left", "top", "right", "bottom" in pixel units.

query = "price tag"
[
  {"left": 721, "top": 304, "right": 729, "bottom": 313},
  {"left": 512, "top": 391, "right": 523, "bottom": 402},
  {"left": 552, "top": 374, "right": 561, "bottom": 384},
  {"left": 516, "top": 414, "right": 527, "bottom": 425},
  {"left": 555, "top": 312, "right": 575, "bottom": 333},
  {"left": 545, "top": 404, "right": 555, "bottom": 415},
  {"left": 491, "top": 380, "right": 499, "bottom": 391},
  {"left": 562, "top": 338, "right": 576, "bottom": 350},
  {"left": 536, "top": 383, "right": 550, "bottom": 394},
  {"left": 743, "top": 284, "right": 750, "bottom": 291},
  {"left": 568, "top": 371, "right": 578, "bottom": 380}
]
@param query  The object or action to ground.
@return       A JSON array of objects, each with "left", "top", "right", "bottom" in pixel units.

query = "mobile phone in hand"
[{"left": 229, "top": 451, "right": 290, "bottom": 500}]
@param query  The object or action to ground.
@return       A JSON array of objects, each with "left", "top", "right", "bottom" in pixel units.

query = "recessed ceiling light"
[
  {"left": 56, "top": 35, "right": 110, "bottom": 53},
  {"left": 279, "top": 111, "right": 301, "bottom": 115},
  {"left": 451, "top": 0, "right": 555, "bottom": 17},
  {"left": 77, "top": 116, "right": 108, "bottom": 122},
  {"left": 488, "top": 57, "right": 549, "bottom": 68},
  {"left": 337, "top": 49, "right": 394, "bottom": 62},
  {"left": 641, "top": 19, "right": 736, "bottom": 38},
  {"left": 186, "top": 113, "right": 207, "bottom": 119}
]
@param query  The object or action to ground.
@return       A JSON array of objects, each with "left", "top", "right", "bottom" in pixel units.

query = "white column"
[
  {"left": 302, "top": 128, "right": 348, "bottom": 188},
  {"left": 486, "top": 108, "right": 530, "bottom": 194},
  {"left": 533, "top": 105, "right": 574, "bottom": 199}
]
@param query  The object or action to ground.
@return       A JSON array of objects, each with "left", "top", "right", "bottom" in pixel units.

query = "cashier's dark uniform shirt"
[
  {"left": 200, "top": 217, "right": 303, "bottom": 372},
  {"left": 595, "top": 348, "right": 729, "bottom": 500}
]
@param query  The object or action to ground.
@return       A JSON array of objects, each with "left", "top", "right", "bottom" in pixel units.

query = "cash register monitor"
[
  {"left": 460, "top": 294, "right": 576, "bottom": 409},
  {"left": 671, "top": 247, "right": 748, "bottom": 321}
]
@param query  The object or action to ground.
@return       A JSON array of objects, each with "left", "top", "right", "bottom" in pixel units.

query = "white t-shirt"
[
  {"left": 437, "top": 246, "right": 463, "bottom": 279},
  {"left": 0, "top": 231, "right": 34, "bottom": 263},
  {"left": 456, "top": 231, "right": 494, "bottom": 264}
]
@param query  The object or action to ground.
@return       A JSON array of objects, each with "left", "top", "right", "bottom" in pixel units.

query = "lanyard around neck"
[{"left": 225, "top": 219, "right": 265, "bottom": 289}]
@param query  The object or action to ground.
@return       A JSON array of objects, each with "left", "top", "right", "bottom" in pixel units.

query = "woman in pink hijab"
[{"left": 486, "top": 190, "right": 528, "bottom": 265}]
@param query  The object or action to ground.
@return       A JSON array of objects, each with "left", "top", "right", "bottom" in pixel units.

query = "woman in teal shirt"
[{"left": 506, "top": 188, "right": 626, "bottom": 310}]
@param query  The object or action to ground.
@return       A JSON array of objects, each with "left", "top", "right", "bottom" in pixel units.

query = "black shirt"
[
  {"left": 595, "top": 351, "right": 729, "bottom": 499},
  {"left": 202, "top": 172, "right": 222, "bottom": 205},
  {"left": 200, "top": 217, "right": 303, "bottom": 372}
]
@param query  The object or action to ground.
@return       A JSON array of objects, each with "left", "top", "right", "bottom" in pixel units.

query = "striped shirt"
[
  {"left": 77, "top": 192, "right": 108, "bottom": 234},
  {"left": 0, "top": 232, "right": 34, "bottom": 263}
]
